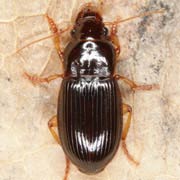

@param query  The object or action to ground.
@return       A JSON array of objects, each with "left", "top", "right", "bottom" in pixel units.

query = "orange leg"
[
  {"left": 48, "top": 115, "right": 70, "bottom": 180},
  {"left": 115, "top": 74, "right": 159, "bottom": 91},
  {"left": 23, "top": 72, "right": 64, "bottom": 86},
  {"left": 122, "top": 104, "right": 139, "bottom": 165},
  {"left": 22, "top": 15, "right": 68, "bottom": 87},
  {"left": 48, "top": 115, "right": 61, "bottom": 144},
  {"left": 64, "top": 157, "right": 70, "bottom": 180},
  {"left": 110, "top": 24, "right": 121, "bottom": 58}
]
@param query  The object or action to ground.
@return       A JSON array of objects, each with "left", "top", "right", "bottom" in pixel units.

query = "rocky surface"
[{"left": 0, "top": 0, "right": 179, "bottom": 180}]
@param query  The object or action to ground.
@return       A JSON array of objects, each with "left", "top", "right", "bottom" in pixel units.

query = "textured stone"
[{"left": 0, "top": 0, "right": 179, "bottom": 180}]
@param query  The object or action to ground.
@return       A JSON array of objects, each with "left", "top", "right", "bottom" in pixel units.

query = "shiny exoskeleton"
[{"left": 58, "top": 7, "right": 122, "bottom": 174}]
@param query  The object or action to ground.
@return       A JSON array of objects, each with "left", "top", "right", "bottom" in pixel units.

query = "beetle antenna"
[
  {"left": 14, "top": 25, "right": 72, "bottom": 54},
  {"left": 105, "top": 8, "right": 165, "bottom": 26}
]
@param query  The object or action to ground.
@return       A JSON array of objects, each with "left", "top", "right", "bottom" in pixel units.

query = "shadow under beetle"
[{"left": 22, "top": 3, "right": 163, "bottom": 180}]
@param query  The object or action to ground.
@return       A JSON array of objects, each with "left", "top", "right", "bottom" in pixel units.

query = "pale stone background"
[{"left": 0, "top": 0, "right": 179, "bottom": 180}]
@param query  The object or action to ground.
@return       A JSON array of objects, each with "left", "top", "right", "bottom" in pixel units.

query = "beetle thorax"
[
  {"left": 65, "top": 40, "right": 115, "bottom": 77},
  {"left": 74, "top": 41, "right": 109, "bottom": 76}
]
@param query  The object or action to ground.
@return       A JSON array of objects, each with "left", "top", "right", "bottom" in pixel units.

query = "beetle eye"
[
  {"left": 71, "top": 29, "right": 76, "bottom": 36},
  {"left": 103, "top": 27, "right": 108, "bottom": 36}
]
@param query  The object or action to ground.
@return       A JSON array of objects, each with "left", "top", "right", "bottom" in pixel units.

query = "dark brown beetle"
[
  {"left": 22, "top": 3, "right": 163, "bottom": 180},
  {"left": 59, "top": 7, "right": 122, "bottom": 174}
]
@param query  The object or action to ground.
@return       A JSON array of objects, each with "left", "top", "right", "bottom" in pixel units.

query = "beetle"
[{"left": 22, "top": 3, "right": 163, "bottom": 180}]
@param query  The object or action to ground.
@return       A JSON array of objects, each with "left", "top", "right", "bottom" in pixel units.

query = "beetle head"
[{"left": 71, "top": 6, "right": 108, "bottom": 39}]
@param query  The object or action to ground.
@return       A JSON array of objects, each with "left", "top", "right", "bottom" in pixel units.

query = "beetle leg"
[
  {"left": 23, "top": 72, "right": 64, "bottom": 86},
  {"left": 115, "top": 74, "right": 159, "bottom": 91},
  {"left": 110, "top": 24, "right": 121, "bottom": 58},
  {"left": 45, "top": 14, "right": 64, "bottom": 62},
  {"left": 122, "top": 104, "right": 139, "bottom": 165},
  {"left": 48, "top": 116, "right": 71, "bottom": 180},
  {"left": 48, "top": 115, "right": 61, "bottom": 144},
  {"left": 64, "top": 157, "right": 70, "bottom": 180}
]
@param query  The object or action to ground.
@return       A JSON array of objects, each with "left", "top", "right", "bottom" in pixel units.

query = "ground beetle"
[{"left": 22, "top": 3, "right": 163, "bottom": 180}]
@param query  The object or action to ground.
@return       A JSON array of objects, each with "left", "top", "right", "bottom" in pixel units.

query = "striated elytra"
[{"left": 58, "top": 6, "right": 122, "bottom": 174}]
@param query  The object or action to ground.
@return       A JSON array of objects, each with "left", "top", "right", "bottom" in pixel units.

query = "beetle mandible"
[{"left": 22, "top": 2, "right": 163, "bottom": 180}]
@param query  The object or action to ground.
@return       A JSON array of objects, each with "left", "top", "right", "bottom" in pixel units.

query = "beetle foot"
[
  {"left": 23, "top": 72, "right": 64, "bottom": 85},
  {"left": 122, "top": 140, "right": 140, "bottom": 166},
  {"left": 132, "top": 84, "right": 160, "bottom": 91}
]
